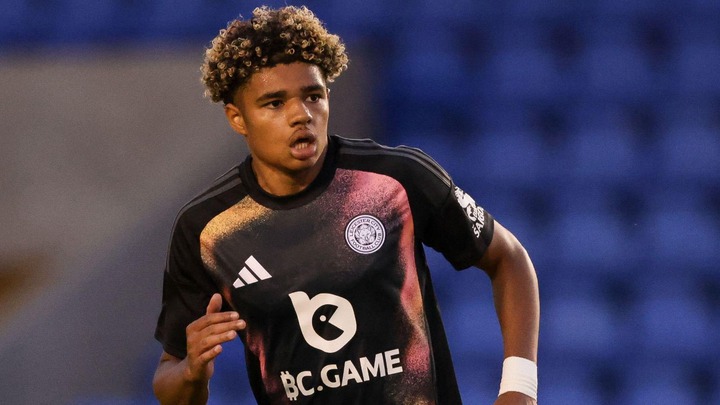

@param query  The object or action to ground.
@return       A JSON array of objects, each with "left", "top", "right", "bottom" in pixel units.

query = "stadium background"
[{"left": 1, "top": 0, "right": 719, "bottom": 403}]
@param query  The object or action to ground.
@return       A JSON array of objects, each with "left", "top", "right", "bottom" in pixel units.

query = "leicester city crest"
[{"left": 345, "top": 214, "right": 385, "bottom": 254}]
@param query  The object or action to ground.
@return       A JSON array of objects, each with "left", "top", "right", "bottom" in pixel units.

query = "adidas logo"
[{"left": 233, "top": 255, "right": 272, "bottom": 288}]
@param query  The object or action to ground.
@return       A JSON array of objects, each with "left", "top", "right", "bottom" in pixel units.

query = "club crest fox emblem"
[{"left": 345, "top": 215, "right": 385, "bottom": 254}]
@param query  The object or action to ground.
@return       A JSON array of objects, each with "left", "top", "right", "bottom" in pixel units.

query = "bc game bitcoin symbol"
[{"left": 289, "top": 292, "right": 357, "bottom": 353}]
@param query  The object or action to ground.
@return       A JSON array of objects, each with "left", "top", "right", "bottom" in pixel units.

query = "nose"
[{"left": 288, "top": 99, "right": 312, "bottom": 127}]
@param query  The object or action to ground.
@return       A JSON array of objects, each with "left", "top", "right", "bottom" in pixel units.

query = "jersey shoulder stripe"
[
  {"left": 176, "top": 166, "right": 242, "bottom": 220},
  {"left": 164, "top": 166, "right": 243, "bottom": 272},
  {"left": 335, "top": 136, "right": 452, "bottom": 188}
]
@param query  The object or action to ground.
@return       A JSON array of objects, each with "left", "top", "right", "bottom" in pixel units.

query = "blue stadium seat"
[
  {"left": 684, "top": 0, "right": 720, "bottom": 13},
  {"left": 630, "top": 286, "right": 713, "bottom": 361},
  {"left": 505, "top": 0, "right": 588, "bottom": 20},
  {"left": 412, "top": 0, "right": 488, "bottom": 23},
  {"left": 710, "top": 376, "right": 720, "bottom": 405},
  {"left": 540, "top": 362, "right": 606, "bottom": 405},
  {"left": 540, "top": 383, "right": 605, "bottom": 405},
  {"left": 489, "top": 47, "right": 560, "bottom": 101},
  {"left": 659, "top": 124, "right": 720, "bottom": 181},
  {"left": 566, "top": 125, "right": 641, "bottom": 183},
  {"left": 643, "top": 205, "right": 720, "bottom": 269},
  {"left": 617, "top": 361, "right": 699, "bottom": 405},
  {"left": 676, "top": 43, "right": 720, "bottom": 95},
  {"left": 324, "top": 0, "right": 402, "bottom": 35},
  {"left": 641, "top": 183, "right": 720, "bottom": 270},
  {"left": 542, "top": 295, "right": 617, "bottom": 362},
  {"left": 382, "top": 25, "right": 477, "bottom": 139},
  {"left": 619, "top": 379, "right": 698, "bottom": 405},
  {"left": 549, "top": 206, "right": 633, "bottom": 272},
  {"left": 471, "top": 104, "right": 528, "bottom": 140},
  {"left": 582, "top": 44, "right": 654, "bottom": 99},
  {"left": 443, "top": 292, "right": 503, "bottom": 358},
  {"left": 494, "top": 20, "right": 545, "bottom": 50},
  {"left": 594, "top": 0, "right": 679, "bottom": 16},
  {"left": 0, "top": 0, "right": 29, "bottom": 45},
  {"left": 469, "top": 130, "right": 545, "bottom": 186},
  {"left": 392, "top": 25, "right": 467, "bottom": 100}
]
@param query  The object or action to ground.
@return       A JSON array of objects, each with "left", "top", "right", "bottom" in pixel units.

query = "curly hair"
[{"left": 201, "top": 6, "right": 349, "bottom": 104}]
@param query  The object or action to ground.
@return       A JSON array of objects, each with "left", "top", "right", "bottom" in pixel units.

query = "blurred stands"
[{"left": 1, "top": 0, "right": 718, "bottom": 404}]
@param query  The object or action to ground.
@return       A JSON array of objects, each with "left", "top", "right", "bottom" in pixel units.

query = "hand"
[
  {"left": 494, "top": 391, "right": 537, "bottom": 405},
  {"left": 183, "top": 293, "right": 246, "bottom": 383}
]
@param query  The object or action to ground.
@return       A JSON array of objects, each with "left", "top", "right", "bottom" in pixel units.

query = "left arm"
[{"left": 477, "top": 221, "right": 540, "bottom": 404}]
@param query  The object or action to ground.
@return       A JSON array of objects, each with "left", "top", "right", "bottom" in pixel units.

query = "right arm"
[{"left": 153, "top": 293, "right": 246, "bottom": 405}]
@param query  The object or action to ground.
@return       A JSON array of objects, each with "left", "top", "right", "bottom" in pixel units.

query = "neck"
[
  {"left": 255, "top": 170, "right": 315, "bottom": 196},
  {"left": 252, "top": 150, "right": 327, "bottom": 197}
]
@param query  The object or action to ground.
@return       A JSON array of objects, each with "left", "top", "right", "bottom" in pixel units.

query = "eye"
[
  {"left": 266, "top": 100, "right": 283, "bottom": 108},
  {"left": 307, "top": 94, "right": 322, "bottom": 102}
]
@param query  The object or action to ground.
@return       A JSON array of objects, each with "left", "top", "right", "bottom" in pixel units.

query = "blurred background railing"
[{"left": 1, "top": 1, "right": 718, "bottom": 404}]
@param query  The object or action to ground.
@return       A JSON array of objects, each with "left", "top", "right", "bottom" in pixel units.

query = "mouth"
[
  {"left": 289, "top": 131, "right": 318, "bottom": 159},
  {"left": 293, "top": 138, "right": 314, "bottom": 150}
]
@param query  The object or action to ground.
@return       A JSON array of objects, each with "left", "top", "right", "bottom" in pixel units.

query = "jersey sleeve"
[
  {"left": 425, "top": 183, "right": 495, "bottom": 270},
  {"left": 392, "top": 145, "right": 494, "bottom": 270},
  {"left": 154, "top": 210, "right": 219, "bottom": 359}
]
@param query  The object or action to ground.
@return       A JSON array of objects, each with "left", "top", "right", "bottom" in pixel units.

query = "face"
[{"left": 225, "top": 62, "right": 330, "bottom": 195}]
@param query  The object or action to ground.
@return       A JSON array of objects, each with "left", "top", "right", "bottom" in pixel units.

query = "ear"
[{"left": 224, "top": 103, "right": 247, "bottom": 136}]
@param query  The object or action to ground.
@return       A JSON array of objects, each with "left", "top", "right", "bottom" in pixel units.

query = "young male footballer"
[{"left": 153, "top": 5, "right": 540, "bottom": 404}]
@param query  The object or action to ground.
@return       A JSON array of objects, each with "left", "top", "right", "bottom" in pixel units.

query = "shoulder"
[
  {"left": 171, "top": 166, "right": 246, "bottom": 232},
  {"left": 332, "top": 135, "right": 452, "bottom": 188}
]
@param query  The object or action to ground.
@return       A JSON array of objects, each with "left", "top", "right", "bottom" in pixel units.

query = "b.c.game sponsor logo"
[
  {"left": 280, "top": 348, "right": 403, "bottom": 401},
  {"left": 282, "top": 291, "right": 404, "bottom": 401},
  {"left": 288, "top": 291, "right": 357, "bottom": 354}
]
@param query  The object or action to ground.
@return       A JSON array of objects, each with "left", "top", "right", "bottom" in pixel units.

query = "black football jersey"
[{"left": 155, "top": 135, "right": 494, "bottom": 404}]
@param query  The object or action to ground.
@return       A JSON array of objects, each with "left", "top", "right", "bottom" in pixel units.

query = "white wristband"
[{"left": 498, "top": 356, "right": 538, "bottom": 400}]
